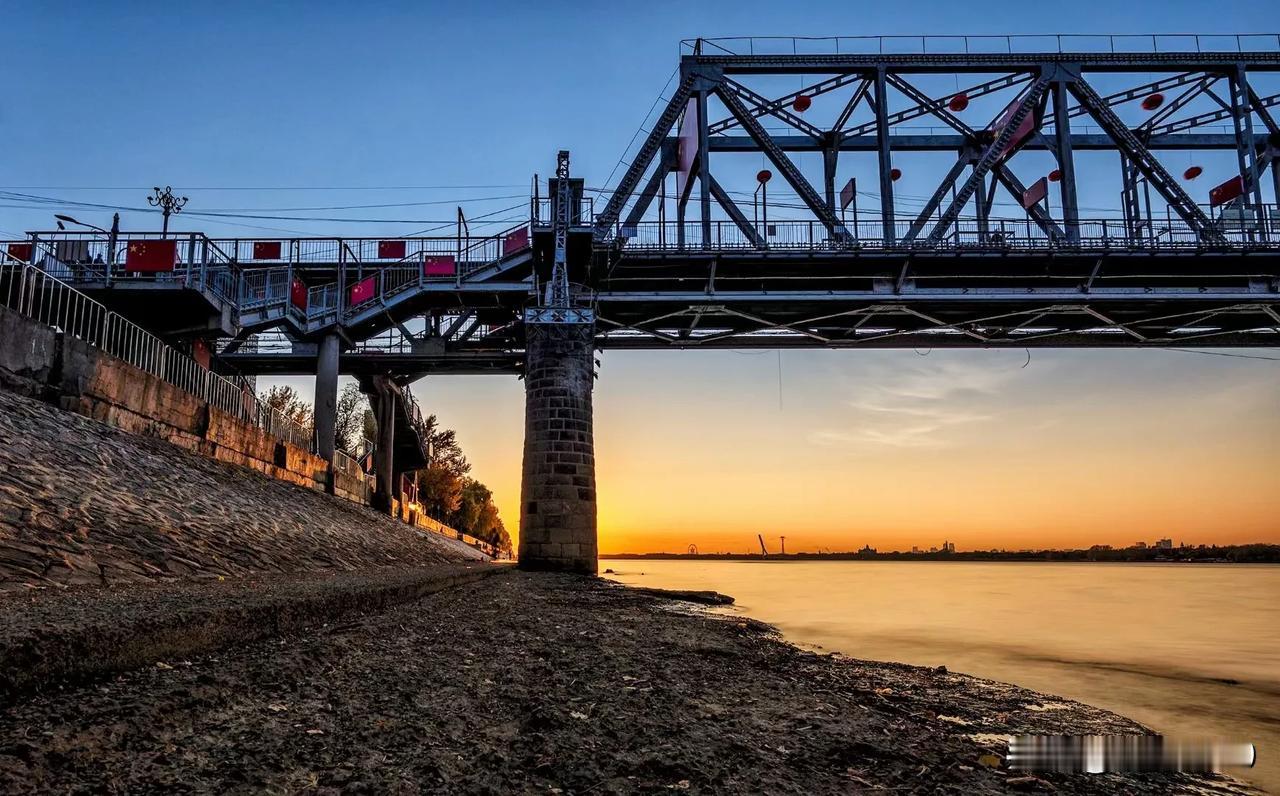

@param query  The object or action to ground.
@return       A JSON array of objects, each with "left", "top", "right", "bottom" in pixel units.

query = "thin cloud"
[{"left": 812, "top": 356, "right": 1028, "bottom": 451}]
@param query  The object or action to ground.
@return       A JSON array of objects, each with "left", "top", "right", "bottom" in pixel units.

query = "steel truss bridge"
[{"left": 4, "top": 35, "right": 1280, "bottom": 380}]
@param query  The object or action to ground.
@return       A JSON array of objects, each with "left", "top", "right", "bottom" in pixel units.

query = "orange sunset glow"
[{"left": 408, "top": 347, "right": 1280, "bottom": 555}]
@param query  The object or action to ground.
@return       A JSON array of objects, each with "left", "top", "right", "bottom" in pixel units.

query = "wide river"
[{"left": 604, "top": 560, "right": 1280, "bottom": 793}]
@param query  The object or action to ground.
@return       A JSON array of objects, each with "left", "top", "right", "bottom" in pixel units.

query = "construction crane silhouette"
[{"left": 757, "top": 534, "right": 769, "bottom": 557}]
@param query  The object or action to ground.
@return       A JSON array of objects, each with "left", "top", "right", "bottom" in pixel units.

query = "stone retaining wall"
[
  {"left": 0, "top": 304, "right": 501, "bottom": 589},
  {"left": 0, "top": 387, "right": 486, "bottom": 590},
  {"left": 0, "top": 304, "right": 366, "bottom": 502}
]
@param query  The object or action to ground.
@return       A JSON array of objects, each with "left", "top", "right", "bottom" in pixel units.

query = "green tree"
[
  {"left": 448, "top": 478, "right": 511, "bottom": 554},
  {"left": 415, "top": 414, "right": 470, "bottom": 518},
  {"left": 334, "top": 383, "right": 369, "bottom": 453},
  {"left": 260, "top": 385, "right": 313, "bottom": 432}
]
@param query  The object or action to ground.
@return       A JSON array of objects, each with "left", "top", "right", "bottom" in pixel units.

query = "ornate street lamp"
[{"left": 147, "top": 186, "right": 188, "bottom": 237}]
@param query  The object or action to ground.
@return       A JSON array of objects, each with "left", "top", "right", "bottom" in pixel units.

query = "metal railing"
[
  {"left": 240, "top": 266, "right": 291, "bottom": 310},
  {"left": 22, "top": 231, "right": 241, "bottom": 306},
  {"left": 682, "top": 34, "right": 1280, "bottom": 56},
  {"left": 4, "top": 224, "right": 538, "bottom": 335},
  {"left": 531, "top": 196, "right": 596, "bottom": 225},
  {"left": 0, "top": 261, "right": 312, "bottom": 451},
  {"left": 210, "top": 232, "right": 519, "bottom": 270},
  {"left": 616, "top": 210, "right": 1280, "bottom": 253}
]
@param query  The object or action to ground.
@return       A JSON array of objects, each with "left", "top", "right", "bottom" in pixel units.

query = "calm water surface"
[{"left": 605, "top": 561, "right": 1280, "bottom": 793}]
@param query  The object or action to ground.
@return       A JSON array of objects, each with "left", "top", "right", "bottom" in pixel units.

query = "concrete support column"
[
  {"left": 519, "top": 322, "right": 597, "bottom": 574},
  {"left": 370, "top": 375, "right": 397, "bottom": 515},
  {"left": 313, "top": 332, "right": 341, "bottom": 462}
]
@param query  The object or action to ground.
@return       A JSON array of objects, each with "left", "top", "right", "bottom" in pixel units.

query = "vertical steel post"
[
  {"left": 873, "top": 68, "right": 895, "bottom": 245},
  {"left": 1271, "top": 148, "right": 1280, "bottom": 236},
  {"left": 314, "top": 332, "right": 341, "bottom": 463},
  {"left": 1052, "top": 79, "right": 1080, "bottom": 243},
  {"left": 1230, "top": 65, "right": 1265, "bottom": 239},
  {"left": 658, "top": 170, "right": 667, "bottom": 248},
  {"left": 823, "top": 147, "right": 838, "bottom": 216},
  {"left": 975, "top": 170, "right": 990, "bottom": 241},
  {"left": 696, "top": 90, "right": 713, "bottom": 250}
]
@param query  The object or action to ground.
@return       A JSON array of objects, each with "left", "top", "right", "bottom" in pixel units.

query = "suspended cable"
[
  {"left": 600, "top": 66, "right": 681, "bottom": 193},
  {"left": 1160, "top": 348, "right": 1280, "bottom": 361}
]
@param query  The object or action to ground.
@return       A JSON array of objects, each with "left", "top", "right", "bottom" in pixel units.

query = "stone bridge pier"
[{"left": 519, "top": 321, "right": 597, "bottom": 574}]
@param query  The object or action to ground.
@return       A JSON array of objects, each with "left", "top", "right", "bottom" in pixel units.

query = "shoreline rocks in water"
[
  {"left": 0, "top": 571, "right": 1259, "bottom": 794},
  {"left": 624, "top": 585, "right": 736, "bottom": 605}
]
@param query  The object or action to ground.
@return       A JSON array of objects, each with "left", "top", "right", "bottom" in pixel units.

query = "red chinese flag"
[
  {"left": 125, "top": 239, "right": 177, "bottom": 272},
  {"left": 503, "top": 227, "right": 529, "bottom": 256},
  {"left": 349, "top": 275, "right": 376, "bottom": 306},
  {"left": 1209, "top": 175, "right": 1244, "bottom": 207},
  {"left": 378, "top": 240, "right": 406, "bottom": 260},
  {"left": 290, "top": 277, "right": 308, "bottom": 310},
  {"left": 253, "top": 241, "right": 282, "bottom": 260},
  {"left": 6, "top": 243, "right": 33, "bottom": 262},
  {"left": 423, "top": 255, "right": 456, "bottom": 277}
]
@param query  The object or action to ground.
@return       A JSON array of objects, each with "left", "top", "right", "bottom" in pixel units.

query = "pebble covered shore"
[{"left": 0, "top": 573, "right": 1259, "bottom": 794}]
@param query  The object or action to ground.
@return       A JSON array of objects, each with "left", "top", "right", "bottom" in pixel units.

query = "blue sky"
[
  {"left": 2, "top": 0, "right": 1275, "bottom": 237},
  {"left": 2, "top": 1, "right": 1277, "bottom": 550}
]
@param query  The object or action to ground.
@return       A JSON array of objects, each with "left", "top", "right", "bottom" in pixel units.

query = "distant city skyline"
[{"left": 603, "top": 535, "right": 1245, "bottom": 556}]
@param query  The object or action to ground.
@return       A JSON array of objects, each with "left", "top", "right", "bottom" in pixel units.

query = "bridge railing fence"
[
  {"left": 618, "top": 212, "right": 1280, "bottom": 253},
  {"left": 19, "top": 231, "right": 242, "bottom": 307},
  {"left": 0, "top": 260, "right": 313, "bottom": 453},
  {"left": 531, "top": 196, "right": 596, "bottom": 225},
  {"left": 681, "top": 34, "right": 1280, "bottom": 56},
  {"left": 239, "top": 266, "right": 291, "bottom": 311},
  {"left": 307, "top": 282, "right": 340, "bottom": 325}
]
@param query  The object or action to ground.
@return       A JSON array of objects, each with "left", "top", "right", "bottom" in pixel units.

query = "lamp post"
[
  {"left": 754, "top": 169, "right": 772, "bottom": 246},
  {"left": 147, "top": 186, "right": 188, "bottom": 237},
  {"left": 53, "top": 212, "right": 120, "bottom": 268}
]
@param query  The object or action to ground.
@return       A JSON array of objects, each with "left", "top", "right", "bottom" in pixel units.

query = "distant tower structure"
[{"left": 780, "top": 536, "right": 786, "bottom": 555}]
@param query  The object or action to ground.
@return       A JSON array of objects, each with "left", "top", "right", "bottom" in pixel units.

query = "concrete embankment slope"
[{"left": 0, "top": 388, "right": 485, "bottom": 591}]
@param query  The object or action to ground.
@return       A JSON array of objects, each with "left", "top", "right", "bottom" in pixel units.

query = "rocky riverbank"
[{"left": 0, "top": 571, "right": 1258, "bottom": 794}]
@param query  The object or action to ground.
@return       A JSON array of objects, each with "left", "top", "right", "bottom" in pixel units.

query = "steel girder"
[
  {"left": 590, "top": 294, "right": 1280, "bottom": 349},
  {"left": 594, "top": 49, "right": 1280, "bottom": 257}
]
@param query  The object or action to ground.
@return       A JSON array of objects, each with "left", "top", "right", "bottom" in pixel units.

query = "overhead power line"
[
  {"left": 0, "top": 184, "right": 528, "bottom": 191},
  {"left": 0, "top": 190, "right": 529, "bottom": 225}
]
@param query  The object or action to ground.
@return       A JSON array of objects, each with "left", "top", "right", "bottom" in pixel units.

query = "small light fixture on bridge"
[
  {"left": 1141, "top": 93, "right": 1165, "bottom": 111},
  {"left": 756, "top": 169, "right": 773, "bottom": 184},
  {"left": 948, "top": 92, "right": 970, "bottom": 112},
  {"left": 890, "top": 168, "right": 902, "bottom": 182},
  {"left": 1048, "top": 169, "right": 1062, "bottom": 183},
  {"left": 1183, "top": 165, "right": 1203, "bottom": 181},
  {"left": 792, "top": 95, "right": 812, "bottom": 112}
]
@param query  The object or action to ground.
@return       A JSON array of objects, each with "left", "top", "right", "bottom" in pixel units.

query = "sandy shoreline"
[{"left": 0, "top": 569, "right": 1260, "bottom": 794}]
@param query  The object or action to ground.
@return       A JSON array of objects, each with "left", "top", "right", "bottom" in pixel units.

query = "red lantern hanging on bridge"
[
  {"left": 948, "top": 92, "right": 970, "bottom": 112},
  {"left": 756, "top": 169, "right": 773, "bottom": 183},
  {"left": 1141, "top": 93, "right": 1165, "bottom": 111},
  {"left": 1182, "top": 165, "right": 1203, "bottom": 181},
  {"left": 792, "top": 95, "right": 812, "bottom": 112},
  {"left": 890, "top": 168, "right": 902, "bottom": 181},
  {"left": 1048, "top": 168, "right": 1062, "bottom": 182}
]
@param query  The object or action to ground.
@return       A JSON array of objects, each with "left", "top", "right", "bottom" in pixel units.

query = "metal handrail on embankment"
[{"left": 0, "top": 261, "right": 313, "bottom": 451}]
